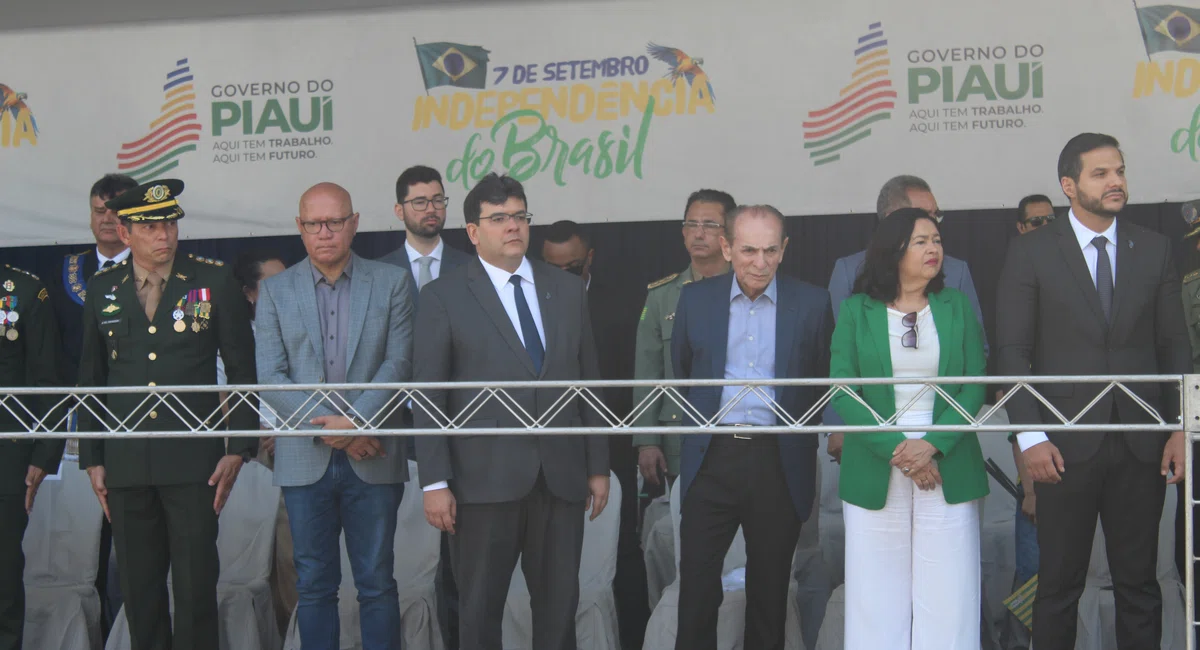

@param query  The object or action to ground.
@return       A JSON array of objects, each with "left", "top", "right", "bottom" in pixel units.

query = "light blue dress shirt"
[{"left": 719, "top": 276, "right": 778, "bottom": 425}]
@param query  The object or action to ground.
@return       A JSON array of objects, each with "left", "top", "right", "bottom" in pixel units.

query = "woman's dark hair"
[
  {"left": 852, "top": 207, "right": 945, "bottom": 303},
  {"left": 233, "top": 248, "right": 284, "bottom": 292}
]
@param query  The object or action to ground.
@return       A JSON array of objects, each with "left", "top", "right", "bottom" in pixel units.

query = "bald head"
[
  {"left": 297, "top": 182, "right": 359, "bottom": 271},
  {"left": 300, "top": 182, "right": 353, "bottom": 217}
]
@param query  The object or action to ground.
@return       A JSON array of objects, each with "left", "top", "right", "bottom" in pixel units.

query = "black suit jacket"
[
  {"left": 48, "top": 249, "right": 99, "bottom": 384},
  {"left": 671, "top": 272, "right": 833, "bottom": 520},
  {"left": 412, "top": 256, "right": 609, "bottom": 504},
  {"left": 587, "top": 279, "right": 638, "bottom": 421},
  {"left": 996, "top": 216, "right": 1192, "bottom": 463}
]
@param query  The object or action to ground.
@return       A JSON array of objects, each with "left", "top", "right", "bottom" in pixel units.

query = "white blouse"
[{"left": 886, "top": 305, "right": 940, "bottom": 438}]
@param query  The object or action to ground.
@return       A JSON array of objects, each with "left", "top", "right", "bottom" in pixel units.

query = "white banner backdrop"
[{"left": 0, "top": 0, "right": 1197, "bottom": 246}]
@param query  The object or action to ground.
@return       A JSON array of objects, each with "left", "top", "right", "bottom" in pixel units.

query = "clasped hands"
[
  {"left": 312, "top": 415, "right": 385, "bottom": 462},
  {"left": 891, "top": 438, "right": 941, "bottom": 491}
]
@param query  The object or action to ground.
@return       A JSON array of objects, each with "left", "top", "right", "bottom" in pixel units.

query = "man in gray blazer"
[
  {"left": 255, "top": 182, "right": 415, "bottom": 649},
  {"left": 413, "top": 173, "right": 610, "bottom": 650}
]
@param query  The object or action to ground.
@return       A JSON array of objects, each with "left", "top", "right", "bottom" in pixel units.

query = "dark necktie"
[
  {"left": 509, "top": 275, "right": 544, "bottom": 373},
  {"left": 1093, "top": 236, "right": 1113, "bottom": 323},
  {"left": 101, "top": 260, "right": 114, "bottom": 270}
]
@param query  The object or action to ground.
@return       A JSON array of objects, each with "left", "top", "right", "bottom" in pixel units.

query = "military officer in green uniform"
[
  {"left": 632, "top": 190, "right": 735, "bottom": 486},
  {"left": 0, "top": 264, "right": 64, "bottom": 650},
  {"left": 77, "top": 179, "right": 258, "bottom": 650}
]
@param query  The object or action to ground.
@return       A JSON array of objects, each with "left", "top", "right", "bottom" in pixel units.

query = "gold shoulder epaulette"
[
  {"left": 2, "top": 264, "right": 39, "bottom": 281},
  {"left": 647, "top": 272, "right": 679, "bottom": 290},
  {"left": 94, "top": 259, "right": 127, "bottom": 276},
  {"left": 1186, "top": 269, "right": 1200, "bottom": 284},
  {"left": 187, "top": 253, "right": 225, "bottom": 267}
]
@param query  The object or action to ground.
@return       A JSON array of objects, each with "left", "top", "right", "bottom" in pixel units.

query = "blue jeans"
[
  {"left": 283, "top": 450, "right": 405, "bottom": 650},
  {"left": 1014, "top": 483, "right": 1039, "bottom": 585}
]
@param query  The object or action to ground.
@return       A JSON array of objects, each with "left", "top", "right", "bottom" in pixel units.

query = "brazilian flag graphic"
[
  {"left": 414, "top": 41, "right": 491, "bottom": 90},
  {"left": 1137, "top": 5, "right": 1200, "bottom": 54}
]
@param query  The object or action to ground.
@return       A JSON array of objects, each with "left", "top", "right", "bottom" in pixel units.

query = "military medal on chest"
[
  {"left": 186, "top": 288, "right": 212, "bottom": 332},
  {"left": 172, "top": 294, "right": 187, "bottom": 332},
  {"left": 0, "top": 295, "right": 17, "bottom": 341}
]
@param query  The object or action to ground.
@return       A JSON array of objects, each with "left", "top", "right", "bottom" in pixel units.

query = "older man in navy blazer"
[{"left": 671, "top": 205, "right": 833, "bottom": 650}]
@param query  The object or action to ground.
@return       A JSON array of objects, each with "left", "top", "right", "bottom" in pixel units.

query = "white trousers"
[{"left": 843, "top": 467, "right": 981, "bottom": 650}]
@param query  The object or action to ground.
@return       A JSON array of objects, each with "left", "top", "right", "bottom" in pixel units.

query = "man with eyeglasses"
[
  {"left": 413, "top": 173, "right": 609, "bottom": 649},
  {"left": 542, "top": 219, "right": 647, "bottom": 647},
  {"left": 379, "top": 165, "right": 471, "bottom": 294},
  {"left": 255, "top": 182, "right": 415, "bottom": 648},
  {"left": 1016, "top": 194, "right": 1057, "bottom": 234},
  {"left": 379, "top": 164, "right": 470, "bottom": 648}
]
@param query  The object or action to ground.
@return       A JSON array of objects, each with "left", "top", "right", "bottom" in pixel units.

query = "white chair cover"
[
  {"left": 641, "top": 477, "right": 804, "bottom": 650},
  {"left": 22, "top": 463, "right": 104, "bottom": 650},
  {"left": 107, "top": 460, "right": 283, "bottom": 650},
  {"left": 283, "top": 460, "right": 442, "bottom": 650},
  {"left": 976, "top": 406, "right": 1018, "bottom": 648},
  {"left": 642, "top": 497, "right": 674, "bottom": 610},
  {"left": 502, "top": 470, "right": 622, "bottom": 650}
]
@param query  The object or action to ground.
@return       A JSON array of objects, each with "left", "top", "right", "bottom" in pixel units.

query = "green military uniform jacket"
[
  {"left": 1185, "top": 269, "right": 1200, "bottom": 374},
  {"left": 77, "top": 254, "right": 258, "bottom": 488},
  {"left": 631, "top": 266, "right": 706, "bottom": 475},
  {"left": 0, "top": 265, "right": 65, "bottom": 495}
]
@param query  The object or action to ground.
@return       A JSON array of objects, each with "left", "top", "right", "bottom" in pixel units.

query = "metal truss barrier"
[{"left": 2, "top": 373, "right": 1199, "bottom": 645}]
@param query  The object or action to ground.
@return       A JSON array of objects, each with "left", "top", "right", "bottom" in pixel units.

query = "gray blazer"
[
  {"left": 413, "top": 256, "right": 609, "bottom": 504},
  {"left": 255, "top": 253, "right": 415, "bottom": 487}
]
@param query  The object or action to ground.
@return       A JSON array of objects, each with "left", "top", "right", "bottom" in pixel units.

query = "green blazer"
[{"left": 831, "top": 288, "right": 989, "bottom": 510}]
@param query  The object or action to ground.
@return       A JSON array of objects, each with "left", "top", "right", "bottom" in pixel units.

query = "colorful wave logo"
[
  {"left": 116, "top": 58, "right": 201, "bottom": 181},
  {"left": 802, "top": 23, "right": 896, "bottom": 166}
]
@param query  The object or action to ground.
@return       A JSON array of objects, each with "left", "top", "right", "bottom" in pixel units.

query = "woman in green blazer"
[{"left": 830, "top": 208, "right": 988, "bottom": 650}]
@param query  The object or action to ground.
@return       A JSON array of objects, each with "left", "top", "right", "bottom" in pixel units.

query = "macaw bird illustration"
[
  {"left": 646, "top": 43, "right": 716, "bottom": 101},
  {"left": 0, "top": 84, "right": 38, "bottom": 135}
]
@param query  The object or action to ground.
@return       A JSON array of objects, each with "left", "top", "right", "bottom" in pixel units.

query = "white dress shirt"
[
  {"left": 406, "top": 238, "right": 444, "bottom": 280},
  {"left": 98, "top": 247, "right": 131, "bottom": 268},
  {"left": 1016, "top": 210, "right": 1118, "bottom": 452},
  {"left": 424, "top": 256, "right": 546, "bottom": 493}
]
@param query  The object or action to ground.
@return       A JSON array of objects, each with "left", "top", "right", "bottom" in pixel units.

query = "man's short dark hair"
[
  {"left": 876, "top": 175, "right": 932, "bottom": 219},
  {"left": 463, "top": 173, "right": 527, "bottom": 225},
  {"left": 1017, "top": 194, "right": 1053, "bottom": 223},
  {"left": 854, "top": 207, "right": 945, "bottom": 302},
  {"left": 543, "top": 219, "right": 590, "bottom": 249},
  {"left": 684, "top": 189, "right": 736, "bottom": 220},
  {"left": 395, "top": 165, "right": 443, "bottom": 203},
  {"left": 1057, "top": 133, "right": 1122, "bottom": 183},
  {"left": 90, "top": 174, "right": 138, "bottom": 201}
]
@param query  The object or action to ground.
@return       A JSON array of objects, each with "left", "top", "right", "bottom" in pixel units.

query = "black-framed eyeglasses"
[
  {"left": 480, "top": 212, "right": 533, "bottom": 226},
  {"left": 901, "top": 311, "right": 919, "bottom": 349},
  {"left": 402, "top": 196, "right": 449, "bottom": 211},
  {"left": 299, "top": 214, "right": 355, "bottom": 234},
  {"left": 1022, "top": 215, "right": 1055, "bottom": 228},
  {"left": 682, "top": 220, "right": 723, "bottom": 232}
]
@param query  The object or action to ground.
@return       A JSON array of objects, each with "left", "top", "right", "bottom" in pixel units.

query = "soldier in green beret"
[
  {"left": 77, "top": 179, "right": 258, "bottom": 650},
  {"left": 0, "top": 264, "right": 64, "bottom": 650},
  {"left": 632, "top": 189, "right": 734, "bottom": 488}
]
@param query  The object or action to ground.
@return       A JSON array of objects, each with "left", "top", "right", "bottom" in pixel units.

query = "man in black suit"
[
  {"left": 672, "top": 205, "right": 833, "bottom": 650},
  {"left": 45, "top": 172, "right": 136, "bottom": 636},
  {"left": 996, "top": 132, "right": 1191, "bottom": 649},
  {"left": 378, "top": 165, "right": 471, "bottom": 289},
  {"left": 541, "top": 219, "right": 646, "bottom": 648},
  {"left": 413, "top": 173, "right": 610, "bottom": 650},
  {"left": 377, "top": 163, "right": 470, "bottom": 649}
]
